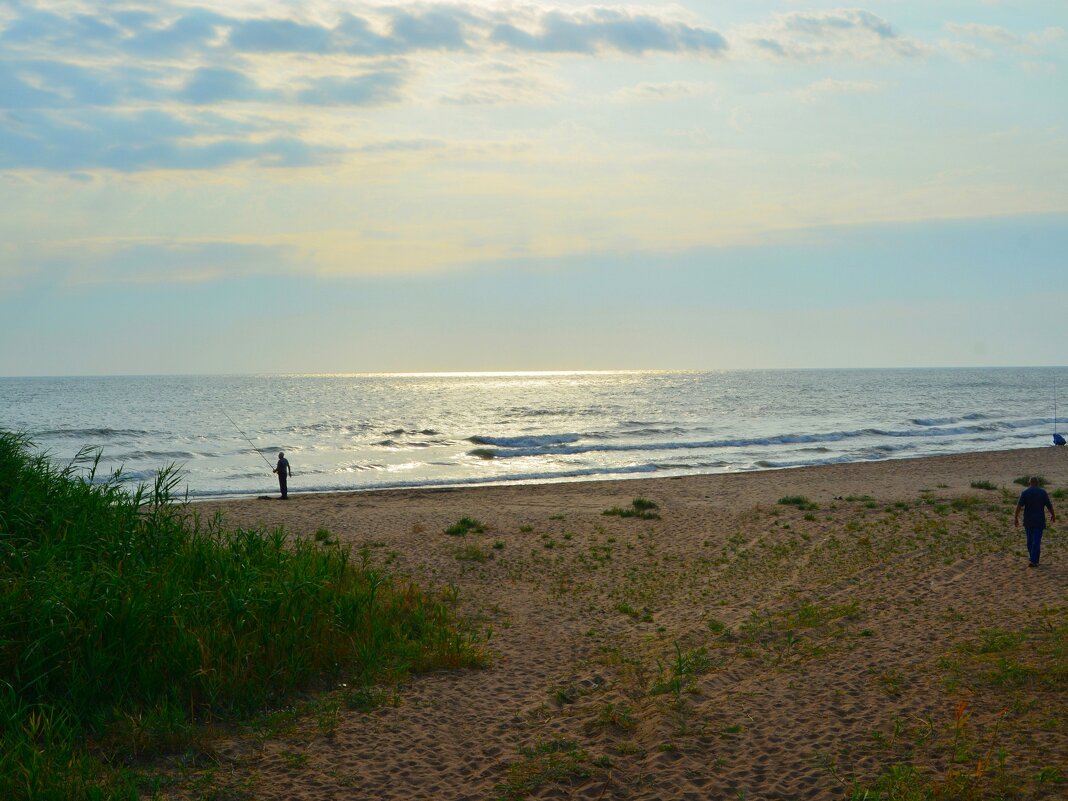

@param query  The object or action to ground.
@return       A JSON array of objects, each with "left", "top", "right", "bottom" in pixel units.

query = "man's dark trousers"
[{"left": 1026, "top": 528, "right": 1043, "bottom": 565}]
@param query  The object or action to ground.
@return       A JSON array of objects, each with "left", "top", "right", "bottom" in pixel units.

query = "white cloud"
[
  {"left": 611, "top": 80, "right": 715, "bottom": 101},
  {"left": 945, "top": 21, "right": 1065, "bottom": 52},
  {"left": 738, "top": 9, "right": 927, "bottom": 61},
  {"left": 791, "top": 78, "right": 883, "bottom": 103}
]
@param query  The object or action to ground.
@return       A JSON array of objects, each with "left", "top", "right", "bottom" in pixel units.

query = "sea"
[{"left": 1, "top": 368, "right": 1065, "bottom": 500}]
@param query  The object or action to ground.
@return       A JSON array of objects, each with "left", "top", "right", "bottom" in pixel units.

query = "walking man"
[
  {"left": 274, "top": 452, "right": 292, "bottom": 500},
  {"left": 1014, "top": 476, "right": 1055, "bottom": 567}
]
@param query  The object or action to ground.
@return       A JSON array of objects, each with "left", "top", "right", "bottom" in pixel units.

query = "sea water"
[{"left": 1, "top": 368, "right": 1064, "bottom": 499}]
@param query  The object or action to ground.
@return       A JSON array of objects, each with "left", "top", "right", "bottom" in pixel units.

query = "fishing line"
[{"left": 222, "top": 410, "right": 275, "bottom": 469}]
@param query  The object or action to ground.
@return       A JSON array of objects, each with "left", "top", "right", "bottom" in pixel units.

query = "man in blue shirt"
[{"left": 1014, "top": 477, "right": 1055, "bottom": 567}]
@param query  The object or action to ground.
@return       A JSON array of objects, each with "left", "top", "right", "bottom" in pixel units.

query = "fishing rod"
[{"left": 222, "top": 411, "right": 275, "bottom": 470}]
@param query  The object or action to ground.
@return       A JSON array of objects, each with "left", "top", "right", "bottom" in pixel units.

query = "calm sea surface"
[{"left": 2, "top": 369, "right": 1065, "bottom": 499}]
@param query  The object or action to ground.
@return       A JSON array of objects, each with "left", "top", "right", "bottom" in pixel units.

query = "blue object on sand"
[{"left": 1055, "top": 433, "right": 1066, "bottom": 446}]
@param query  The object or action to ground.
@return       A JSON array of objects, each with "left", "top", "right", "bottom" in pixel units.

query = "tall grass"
[{"left": 0, "top": 431, "right": 484, "bottom": 800}]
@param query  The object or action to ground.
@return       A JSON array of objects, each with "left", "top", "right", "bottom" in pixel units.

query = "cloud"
[
  {"left": 180, "top": 67, "right": 273, "bottom": 104},
  {"left": 295, "top": 71, "right": 405, "bottom": 106},
  {"left": 390, "top": 7, "right": 472, "bottom": 51},
  {"left": 943, "top": 22, "right": 1065, "bottom": 54},
  {"left": 743, "top": 9, "right": 926, "bottom": 60},
  {"left": 490, "top": 8, "right": 727, "bottom": 55},
  {"left": 0, "top": 108, "right": 339, "bottom": 171},
  {"left": 612, "top": 80, "right": 714, "bottom": 101},
  {"left": 791, "top": 78, "right": 883, "bottom": 103},
  {"left": 228, "top": 17, "right": 333, "bottom": 53},
  {"left": 118, "top": 9, "right": 228, "bottom": 57},
  {"left": 8, "top": 238, "right": 306, "bottom": 286}
]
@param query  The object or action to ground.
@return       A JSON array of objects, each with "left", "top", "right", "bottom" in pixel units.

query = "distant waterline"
[{"left": 1, "top": 368, "right": 1064, "bottom": 500}]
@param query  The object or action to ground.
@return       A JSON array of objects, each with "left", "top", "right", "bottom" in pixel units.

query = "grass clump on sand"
[
  {"left": 602, "top": 498, "right": 660, "bottom": 520},
  {"left": 778, "top": 495, "right": 818, "bottom": 511},
  {"left": 497, "top": 738, "right": 591, "bottom": 801},
  {"left": 0, "top": 431, "right": 485, "bottom": 801},
  {"left": 1013, "top": 475, "right": 1047, "bottom": 487},
  {"left": 445, "top": 516, "right": 485, "bottom": 536},
  {"left": 969, "top": 480, "right": 998, "bottom": 491}
]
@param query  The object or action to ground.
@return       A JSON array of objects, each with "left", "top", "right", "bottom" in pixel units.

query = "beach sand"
[{"left": 179, "top": 447, "right": 1067, "bottom": 800}]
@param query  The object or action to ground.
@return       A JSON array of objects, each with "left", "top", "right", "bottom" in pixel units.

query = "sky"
[{"left": 1, "top": 0, "right": 1066, "bottom": 375}]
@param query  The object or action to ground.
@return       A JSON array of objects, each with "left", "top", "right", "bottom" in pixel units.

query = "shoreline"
[{"left": 192, "top": 444, "right": 1066, "bottom": 510}]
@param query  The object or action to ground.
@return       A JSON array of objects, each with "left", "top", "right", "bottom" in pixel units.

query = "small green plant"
[
  {"left": 970, "top": 480, "right": 998, "bottom": 491},
  {"left": 492, "top": 539, "right": 505, "bottom": 550},
  {"left": 314, "top": 527, "right": 337, "bottom": 544},
  {"left": 497, "top": 739, "right": 590, "bottom": 801},
  {"left": 595, "top": 702, "right": 637, "bottom": 731},
  {"left": 651, "top": 642, "right": 714, "bottom": 697},
  {"left": 603, "top": 498, "right": 661, "bottom": 520},
  {"left": 445, "top": 516, "right": 485, "bottom": 536},
  {"left": 281, "top": 751, "right": 309, "bottom": 769},
  {"left": 1036, "top": 766, "right": 1065, "bottom": 784},
  {"left": 455, "top": 544, "right": 492, "bottom": 562},
  {"left": 554, "top": 685, "right": 579, "bottom": 705},
  {"left": 345, "top": 686, "right": 394, "bottom": 712},
  {"left": 778, "top": 495, "right": 818, "bottom": 511},
  {"left": 1013, "top": 475, "right": 1047, "bottom": 486}
]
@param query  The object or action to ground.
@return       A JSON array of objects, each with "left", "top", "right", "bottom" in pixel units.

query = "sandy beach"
[{"left": 179, "top": 447, "right": 1067, "bottom": 800}]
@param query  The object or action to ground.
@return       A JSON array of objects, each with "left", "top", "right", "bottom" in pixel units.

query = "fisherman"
[
  {"left": 273, "top": 452, "right": 292, "bottom": 500},
  {"left": 1014, "top": 476, "right": 1055, "bottom": 567}
]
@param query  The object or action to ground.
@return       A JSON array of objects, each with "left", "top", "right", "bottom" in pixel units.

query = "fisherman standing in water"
[{"left": 274, "top": 452, "right": 292, "bottom": 500}]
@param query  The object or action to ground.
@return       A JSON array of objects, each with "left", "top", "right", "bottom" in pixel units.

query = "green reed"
[{"left": 0, "top": 431, "right": 485, "bottom": 800}]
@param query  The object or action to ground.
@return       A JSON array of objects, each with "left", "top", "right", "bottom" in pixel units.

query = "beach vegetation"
[
  {"left": 650, "top": 642, "right": 714, "bottom": 698},
  {"left": 1012, "top": 475, "right": 1046, "bottom": 486},
  {"left": 593, "top": 702, "right": 636, "bottom": 731},
  {"left": 778, "top": 495, "right": 818, "bottom": 510},
  {"left": 445, "top": 516, "right": 485, "bottom": 535},
  {"left": 455, "top": 544, "right": 493, "bottom": 562},
  {"left": 497, "top": 738, "right": 591, "bottom": 801},
  {"left": 345, "top": 685, "right": 396, "bottom": 713},
  {"left": 0, "top": 431, "right": 485, "bottom": 801},
  {"left": 707, "top": 618, "right": 728, "bottom": 636},
  {"left": 602, "top": 498, "right": 661, "bottom": 520},
  {"left": 969, "top": 480, "right": 998, "bottom": 491},
  {"left": 1051, "top": 488, "right": 1066, "bottom": 500},
  {"left": 554, "top": 685, "right": 580, "bottom": 705}
]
